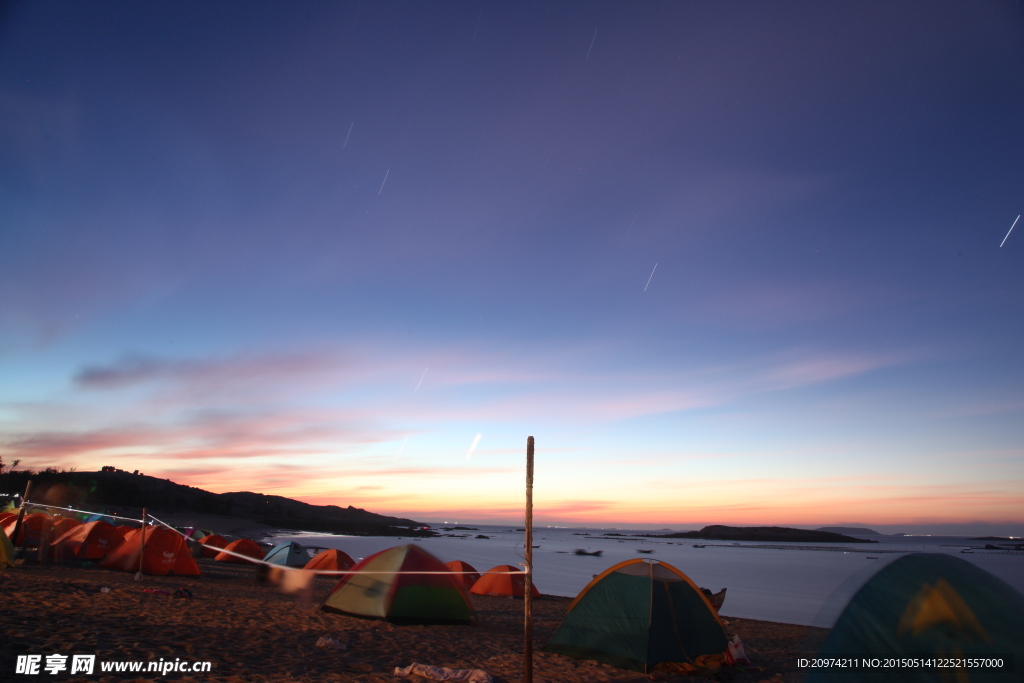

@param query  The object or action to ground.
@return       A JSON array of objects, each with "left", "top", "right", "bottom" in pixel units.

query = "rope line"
[{"left": 19, "top": 501, "right": 522, "bottom": 577}]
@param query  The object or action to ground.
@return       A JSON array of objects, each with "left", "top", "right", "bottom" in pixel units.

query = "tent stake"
[
  {"left": 524, "top": 436, "right": 534, "bottom": 683},
  {"left": 135, "top": 507, "right": 147, "bottom": 581},
  {"left": 12, "top": 480, "right": 33, "bottom": 560}
]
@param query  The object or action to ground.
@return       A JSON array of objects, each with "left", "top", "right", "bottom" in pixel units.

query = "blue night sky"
[{"left": 1, "top": 1, "right": 1022, "bottom": 533}]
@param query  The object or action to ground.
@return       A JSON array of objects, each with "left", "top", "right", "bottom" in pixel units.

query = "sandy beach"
[{"left": 2, "top": 559, "right": 828, "bottom": 683}]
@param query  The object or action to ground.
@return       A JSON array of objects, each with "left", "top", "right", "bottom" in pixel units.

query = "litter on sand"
[
  {"left": 393, "top": 663, "right": 493, "bottom": 682},
  {"left": 314, "top": 637, "right": 346, "bottom": 650}
]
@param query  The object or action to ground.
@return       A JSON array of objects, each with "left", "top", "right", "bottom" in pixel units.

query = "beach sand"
[{"left": 1, "top": 560, "right": 828, "bottom": 682}]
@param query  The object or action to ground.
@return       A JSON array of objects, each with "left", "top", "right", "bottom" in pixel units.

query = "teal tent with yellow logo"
[{"left": 808, "top": 553, "right": 1024, "bottom": 683}]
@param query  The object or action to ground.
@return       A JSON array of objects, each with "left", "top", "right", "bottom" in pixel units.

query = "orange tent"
[
  {"left": 471, "top": 564, "right": 540, "bottom": 598},
  {"left": 3, "top": 513, "right": 52, "bottom": 546},
  {"left": 51, "top": 518, "right": 81, "bottom": 538},
  {"left": 100, "top": 526, "right": 200, "bottom": 576},
  {"left": 304, "top": 548, "right": 355, "bottom": 571},
  {"left": 214, "top": 538, "right": 265, "bottom": 564},
  {"left": 51, "top": 520, "right": 124, "bottom": 561},
  {"left": 445, "top": 560, "right": 482, "bottom": 591},
  {"left": 114, "top": 525, "right": 136, "bottom": 537},
  {"left": 0, "top": 512, "right": 17, "bottom": 525},
  {"left": 197, "top": 534, "right": 229, "bottom": 558}
]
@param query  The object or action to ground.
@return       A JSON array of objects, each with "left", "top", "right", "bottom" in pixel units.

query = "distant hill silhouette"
[
  {"left": 815, "top": 526, "right": 881, "bottom": 536},
  {"left": 3, "top": 469, "right": 432, "bottom": 536},
  {"left": 650, "top": 525, "right": 876, "bottom": 543}
]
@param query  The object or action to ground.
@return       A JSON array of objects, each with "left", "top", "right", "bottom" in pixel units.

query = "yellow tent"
[{"left": 0, "top": 527, "right": 15, "bottom": 568}]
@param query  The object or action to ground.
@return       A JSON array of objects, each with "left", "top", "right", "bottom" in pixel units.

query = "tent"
[
  {"left": 100, "top": 526, "right": 200, "bottom": 576},
  {"left": 3, "top": 513, "right": 52, "bottom": 546},
  {"left": 471, "top": 565, "right": 540, "bottom": 598},
  {"left": 51, "top": 520, "right": 124, "bottom": 561},
  {"left": 214, "top": 538, "right": 265, "bottom": 564},
  {"left": 806, "top": 553, "right": 1024, "bottom": 683},
  {"left": 85, "top": 513, "right": 118, "bottom": 526},
  {"left": 320, "top": 544, "right": 474, "bottom": 625},
  {"left": 114, "top": 525, "right": 135, "bottom": 537},
  {"left": 197, "top": 534, "right": 228, "bottom": 557},
  {"left": 51, "top": 517, "right": 81, "bottom": 538},
  {"left": 0, "top": 529, "right": 14, "bottom": 568},
  {"left": 543, "top": 559, "right": 729, "bottom": 673},
  {"left": 0, "top": 511, "right": 17, "bottom": 526},
  {"left": 304, "top": 548, "right": 355, "bottom": 571},
  {"left": 445, "top": 560, "right": 481, "bottom": 591},
  {"left": 264, "top": 541, "right": 309, "bottom": 567}
]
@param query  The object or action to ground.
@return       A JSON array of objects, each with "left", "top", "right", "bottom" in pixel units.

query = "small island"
[
  {"left": 815, "top": 526, "right": 881, "bottom": 536},
  {"left": 646, "top": 525, "right": 877, "bottom": 543}
]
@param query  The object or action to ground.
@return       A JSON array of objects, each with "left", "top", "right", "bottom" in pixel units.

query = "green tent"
[
  {"left": 544, "top": 559, "right": 729, "bottom": 672},
  {"left": 807, "top": 553, "right": 1024, "bottom": 683},
  {"left": 264, "top": 541, "right": 309, "bottom": 567},
  {"left": 320, "top": 544, "right": 474, "bottom": 625}
]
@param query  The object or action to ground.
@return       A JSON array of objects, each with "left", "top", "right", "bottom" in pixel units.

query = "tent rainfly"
[
  {"left": 264, "top": 541, "right": 309, "bottom": 567},
  {"left": 304, "top": 548, "right": 355, "bottom": 571},
  {"left": 806, "top": 553, "right": 1024, "bottom": 683},
  {"left": 100, "top": 526, "right": 200, "bottom": 576},
  {"left": 544, "top": 559, "right": 729, "bottom": 673},
  {"left": 50, "top": 520, "right": 124, "bottom": 561},
  {"left": 445, "top": 560, "right": 481, "bottom": 591},
  {"left": 214, "top": 538, "right": 265, "bottom": 564},
  {"left": 320, "top": 544, "right": 474, "bottom": 625},
  {"left": 471, "top": 565, "right": 540, "bottom": 598}
]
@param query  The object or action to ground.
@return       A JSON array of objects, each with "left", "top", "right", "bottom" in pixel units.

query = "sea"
[{"left": 269, "top": 525, "right": 1024, "bottom": 628}]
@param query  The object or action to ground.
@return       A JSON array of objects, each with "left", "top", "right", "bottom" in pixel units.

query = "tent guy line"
[{"left": 23, "top": 500, "right": 518, "bottom": 576}]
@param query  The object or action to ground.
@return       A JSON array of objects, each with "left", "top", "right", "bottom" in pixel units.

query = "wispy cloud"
[{"left": 74, "top": 350, "right": 348, "bottom": 395}]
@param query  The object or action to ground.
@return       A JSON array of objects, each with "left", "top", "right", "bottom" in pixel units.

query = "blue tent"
[
  {"left": 85, "top": 513, "right": 117, "bottom": 526},
  {"left": 264, "top": 541, "right": 309, "bottom": 567},
  {"left": 808, "top": 553, "right": 1024, "bottom": 683}
]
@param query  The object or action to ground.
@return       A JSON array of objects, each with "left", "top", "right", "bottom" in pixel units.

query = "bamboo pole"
[
  {"left": 524, "top": 436, "right": 534, "bottom": 683},
  {"left": 136, "top": 507, "right": 147, "bottom": 580},
  {"left": 12, "top": 480, "right": 33, "bottom": 560}
]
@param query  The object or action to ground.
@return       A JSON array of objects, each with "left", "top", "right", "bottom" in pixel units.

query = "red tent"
[
  {"left": 304, "top": 548, "right": 355, "bottom": 571},
  {"left": 100, "top": 526, "right": 200, "bottom": 576},
  {"left": 214, "top": 538, "right": 265, "bottom": 564},
  {"left": 51, "top": 520, "right": 124, "bottom": 561},
  {"left": 197, "top": 534, "right": 229, "bottom": 558},
  {"left": 445, "top": 560, "right": 482, "bottom": 591},
  {"left": 471, "top": 564, "right": 540, "bottom": 598},
  {"left": 114, "top": 525, "right": 136, "bottom": 537},
  {"left": 3, "top": 513, "right": 52, "bottom": 546},
  {"left": 51, "top": 518, "right": 81, "bottom": 538}
]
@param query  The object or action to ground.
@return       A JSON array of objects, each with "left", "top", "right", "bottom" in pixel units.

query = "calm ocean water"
[{"left": 271, "top": 525, "right": 1024, "bottom": 627}]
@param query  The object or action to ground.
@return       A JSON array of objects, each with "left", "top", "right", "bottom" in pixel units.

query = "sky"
[{"left": 1, "top": 1, "right": 1022, "bottom": 534}]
